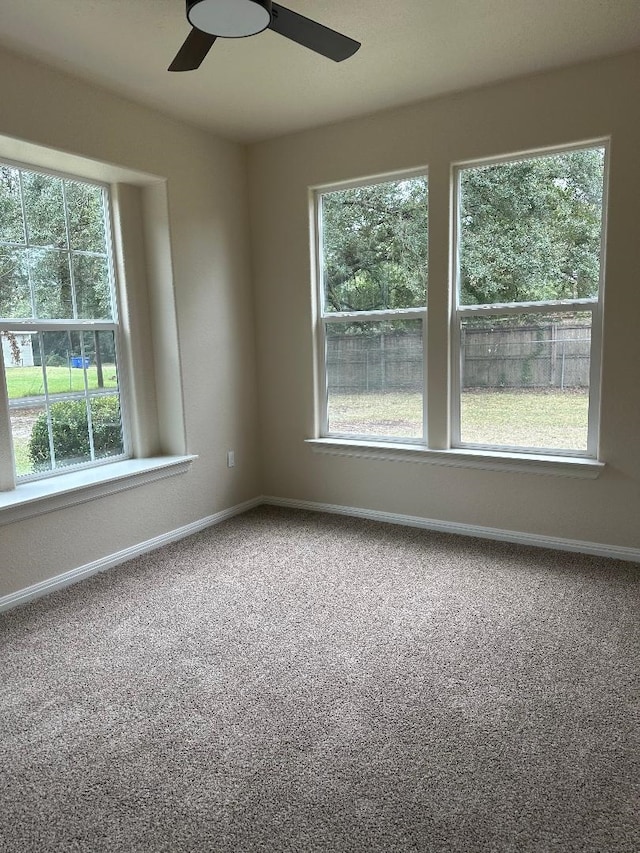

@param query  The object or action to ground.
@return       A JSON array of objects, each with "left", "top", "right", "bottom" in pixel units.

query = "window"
[
  {"left": 313, "top": 142, "right": 608, "bottom": 469},
  {"left": 0, "top": 162, "right": 128, "bottom": 487},
  {"left": 453, "top": 145, "right": 606, "bottom": 456},
  {"left": 316, "top": 174, "right": 428, "bottom": 441}
]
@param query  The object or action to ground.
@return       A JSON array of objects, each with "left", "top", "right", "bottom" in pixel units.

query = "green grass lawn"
[
  {"left": 12, "top": 437, "right": 32, "bottom": 478},
  {"left": 328, "top": 391, "right": 423, "bottom": 439},
  {"left": 10, "top": 386, "right": 588, "bottom": 480},
  {"left": 328, "top": 389, "right": 589, "bottom": 451},
  {"left": 461, "top": 389, "right": 588, "bottom": 450},
  {"left": 5, "top": 365, "right": 118, "bottom": 399}
]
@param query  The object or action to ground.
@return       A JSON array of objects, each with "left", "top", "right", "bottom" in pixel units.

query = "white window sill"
[
  {"left": 0, "top": 455, "right": 197, "bottom": 526},
  {"left": 306, "top": 439, "right": 603, "bottom": 479}
]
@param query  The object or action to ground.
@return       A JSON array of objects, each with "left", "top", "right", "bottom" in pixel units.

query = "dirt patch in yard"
[{"left": 9, "top": 408, "right": 42, "bottom": 441}]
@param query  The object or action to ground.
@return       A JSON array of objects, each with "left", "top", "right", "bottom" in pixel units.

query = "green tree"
[
  {"left": 319, "top": 148, "right": 605, "bottom": 313},
  {"left": 458, "top": 148, "right": 604, "bottom": 304},
  {"left": 321, "top": 177, "right": 428, "bottom": 313},
  {"left": 0, "top": 165, "right": 112, "bottom": 325}
]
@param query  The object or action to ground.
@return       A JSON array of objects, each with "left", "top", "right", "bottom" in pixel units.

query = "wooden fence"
[{"left": 326, "top": 323, "right": 590, "bottom": 392}]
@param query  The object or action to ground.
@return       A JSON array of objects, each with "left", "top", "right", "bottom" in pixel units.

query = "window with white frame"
[
  {"left": 0, "top": 162, "right": 128, "bottom": 486},
  {"left": 316, "top": 173, "right": 428, "bottom": 441},
  {"left": 314, "top": 143, "right": 607, "bottom": 463},
  {"left": 453, "top": 144, "right": 607, "bottom": 456}
]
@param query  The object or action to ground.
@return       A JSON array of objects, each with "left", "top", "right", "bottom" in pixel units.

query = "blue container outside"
[{"left": 70, "top": 357, "right": 90, "bottom": 368}]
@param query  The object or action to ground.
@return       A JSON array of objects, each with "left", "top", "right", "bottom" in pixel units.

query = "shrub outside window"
[{"left": 0, "top": 162, "right": 128, "bottom": 485}]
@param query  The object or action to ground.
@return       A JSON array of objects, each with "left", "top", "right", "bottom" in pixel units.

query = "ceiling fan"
[{"left": 169, "top": 0, "right": 361, "bottom": 71}]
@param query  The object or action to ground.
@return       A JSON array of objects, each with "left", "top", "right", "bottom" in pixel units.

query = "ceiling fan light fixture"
[{"left": 186, "top": 0, "right": 271, "bottom": 38}]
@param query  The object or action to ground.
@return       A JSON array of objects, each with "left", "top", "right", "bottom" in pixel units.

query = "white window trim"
[
  {"left": 449, "top": 300, "right": 599, "bottom": 458},
  {"left": 314, "top": 171, "right": 429, "bottom": 443},
  {"left": 0, "top": 161, "right": 131, "bottom": 487},
  {"left": 305, "top": 439, "right": 602, "bottom": 479},
  {"left": 451, "top": 140, "right": 609, "bottom": 460},
  {"left": 0, "top": 140, "right": 191, "bottom": 520},
  {"left": 320, "top": 307, "right": 428, "bottom": 442},
  {"left": 310, "top": 141, "right": 609, "bottom": 475},
  {"left": 0, "top": 454, "right": 196, "bottom": 526}
]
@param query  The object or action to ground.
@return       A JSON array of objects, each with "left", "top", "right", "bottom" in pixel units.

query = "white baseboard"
[
  {"left": 0, "top": 497, "right": 262, "bottom": 613},
  {"left": 3, "top": 493, "right": 637, "bottom": 614},
  {"left": 262, "top": 496, "right": 640, "bottom": 564}
]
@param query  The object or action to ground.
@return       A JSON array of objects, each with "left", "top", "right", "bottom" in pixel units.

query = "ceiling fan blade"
[
  {"left": 169, "top": 28, "right": 217, "bottom": 72},
  {"left": 269, "top": 3, "right": 360, "bottom": 62}
]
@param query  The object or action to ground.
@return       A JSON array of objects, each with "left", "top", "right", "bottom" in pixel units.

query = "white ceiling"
[{"left": 1, "top": 0, "right": 640, "bottom": 143}]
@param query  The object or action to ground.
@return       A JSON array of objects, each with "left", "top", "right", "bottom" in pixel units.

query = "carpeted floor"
[{"left": 1, "top": 506, "right": 638, "bottom": 852}]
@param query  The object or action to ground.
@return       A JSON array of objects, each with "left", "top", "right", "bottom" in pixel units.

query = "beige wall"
[
  {"left": 2, "top": 46, "right": 639, "bottom": 602},
  {"left": 0, "top": 47, "right": 260, "bottom": 597},
  {"left": 248, "top": 49, "right": 640, "bottom": 550}
]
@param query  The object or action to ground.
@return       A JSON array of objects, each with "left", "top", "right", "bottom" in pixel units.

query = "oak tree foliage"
[
  {"left": 0, "top": 165, "right": 112, "bottom": 362},
  {"left": 320, "top": 148, "right": 604, "bottom": 329}
]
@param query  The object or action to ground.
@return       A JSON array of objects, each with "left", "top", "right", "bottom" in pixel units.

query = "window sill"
[
  {"left": 306, "top": 439, "right": 603, "bottom": 479},
  {"left": 0, "top": 455, "right": 197, "bottom": 526}
]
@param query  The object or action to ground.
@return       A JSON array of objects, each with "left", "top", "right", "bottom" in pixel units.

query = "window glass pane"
[
  {"left": 40, "top": 330, "right": 81, "bottom": 392},
  {"left": 459, "top": 147, "right": 605, "bottom": 305},
  {"left": 320, "top": 176, "right": 428, "bottom": 312},
  {"left": 22, "top": 171, "right": 67, "bottom": 249},
  {"left": 0, "top": 248, "right": 31, "bottom": 318},
  {"left": 30, "top": 248, "right": 73, "bottom": 319},
  {"left": 2, "top": 332, "right": 49, "bottom": 477},
  {"left": 0, "top": 166, "right": 25, "bottom": 244},
  {"left": 41, "top": 330, "right": 91, "bottom": 470},
  {"left": 49, "top": 398, "right": 92, "bottom": 469},
  {"left": 73, "top": 254, "right": 112, "bottom": 319},
  {"left": 90, "top": 395, "right": 124, "bottom": 460},
  {"left": 459, "top": 312, "right": 591, "bottom": 452},
  {"left": 0, "top": 164, "right": 128, "bottom": 481},
  {"left": 326, "top": 319, "right": 423, "bottom": 439},
  {"left": 84, "top": 329, "right": 124, "bottom": 461},
  {"left": 66, "top": 181, "right": 107, "bottom": 253},
  {"left": 3, "top": 330, "right": 42, "bottom": 395},
  {"left": 39, "top": 329, "right": 69, "bottom": 373},
  {"left": 80, "top": 330, "right": 119, "bottom": 392},
  {"left": 11, "top": 401, "right": 50, "bottom": 478}
]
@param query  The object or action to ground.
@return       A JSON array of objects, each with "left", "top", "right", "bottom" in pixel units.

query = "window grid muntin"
[
  {"left": 0, "top": 159, "right": 128, "bottom": 483},
  {"left": 4, "top": 325, "right": 126, "bottom": 481},
  {"left": 1, "top": 162, "right": 116, "bottom": 323}
]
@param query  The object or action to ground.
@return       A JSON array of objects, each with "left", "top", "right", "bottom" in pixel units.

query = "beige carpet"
[{"left": 1, "top": 506, "right": 638, "bottom": 852}]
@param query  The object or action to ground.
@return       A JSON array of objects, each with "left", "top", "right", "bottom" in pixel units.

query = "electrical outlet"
[{"left": 227, "top": 450, "right": 235, "bottom": 468}]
